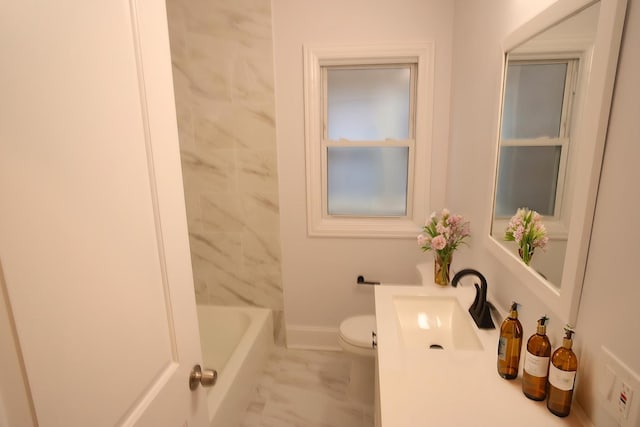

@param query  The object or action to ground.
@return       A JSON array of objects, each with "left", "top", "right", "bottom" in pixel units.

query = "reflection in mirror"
[
  {"left": 486, "top": 0, "right": 627, "bottom": 324},
  {"left": 491, "top": 3, "right": 599, "bottom": 288}
]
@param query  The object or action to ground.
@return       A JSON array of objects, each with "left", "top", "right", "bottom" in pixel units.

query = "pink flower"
[
  {"left": 461, "top": 222, "right": 471, "bottom": 237},
  {"left": 431, "top": 235, "right": 447, "bottom": 250},
  {"left": 509, "top": 216, "right": 522, "bottom": 229},
  {"left": 514, "top": 225, "right": 524, "bottom": 243},
  {"left": 418, "top": 208, "right": 470, "bottom": 256},
  {"left": 541, "top": 236, "right": 549, "bottom": 247},
  {"left": 436, "top": 223, "right": 450, "bottom": 237},
  {"left": 448, "top": 214, "right": 461, "bottom": 227}
]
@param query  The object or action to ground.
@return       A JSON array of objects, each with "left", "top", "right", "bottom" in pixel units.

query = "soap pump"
[
  {"left": 497, "top": 302, "right": 523, "bottom": 379},
  {"left": 522, "top": 316, "right": 552, "bottom": 400},
  {"left": 547, "top": 325, "right": 578, "bottom": 417}
]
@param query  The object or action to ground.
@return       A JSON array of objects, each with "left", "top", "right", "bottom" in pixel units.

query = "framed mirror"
[{"left": 486, "top": 0, "right": 627, "bottom": 324}]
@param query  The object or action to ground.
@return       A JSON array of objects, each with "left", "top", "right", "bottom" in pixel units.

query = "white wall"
[
  {"left": 574, "top": 0, "right": 640, "bottom": 422},
  {"left": 0, "top": 270, "right": 34, "bottom": 427},
  {"left": 448, "top": 0, "right": 557, "bottom": 325},
  {"left": 449, "top": 0, "right": 640, "bottom": 424},
  {"left": 272, "top": 0, "right": 455, "bottom": 348}
]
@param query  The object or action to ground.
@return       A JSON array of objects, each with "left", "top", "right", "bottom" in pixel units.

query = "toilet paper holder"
[{"left": 356, "top": 275, "right": 380, "bottom": 285}]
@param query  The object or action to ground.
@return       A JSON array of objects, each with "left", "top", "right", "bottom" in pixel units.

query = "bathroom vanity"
[
  {"left": 369, "top": 0, "right": 627, "bottom": 423},
  {"left": 373, "top": 264, "right": 589, "bottom": 427}
]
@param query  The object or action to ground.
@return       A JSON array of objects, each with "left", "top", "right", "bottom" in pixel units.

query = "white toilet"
[{"left": 338, "top": 314, "right": 377, "bottom": 403}]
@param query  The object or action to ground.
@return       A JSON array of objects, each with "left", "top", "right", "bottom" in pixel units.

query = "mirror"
[
  {"left": 486, "top": 0, "right": 627, "bottom": 324},
  {"left": 492, "top": 4, "right": 600, "bottom": 288}
]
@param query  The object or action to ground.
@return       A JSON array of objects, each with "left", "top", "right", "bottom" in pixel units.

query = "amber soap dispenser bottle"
[
  {"left": 547, "top": 325, "right": 578, "bottom": 417},
  {"left": 497, "top": 302, "right": 523, "bottom": 379},
  {"left": 522, "top": 316, "right": 552, "bottom": 400}
]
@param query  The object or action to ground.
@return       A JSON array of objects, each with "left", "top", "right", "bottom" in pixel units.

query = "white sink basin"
[{"left": 393, "top": 295, "right": 483, "bottom": 351}]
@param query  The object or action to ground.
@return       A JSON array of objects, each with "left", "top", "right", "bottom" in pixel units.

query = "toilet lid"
[{"left": 339, "top": 315, "right": 376, "bottom": 348}]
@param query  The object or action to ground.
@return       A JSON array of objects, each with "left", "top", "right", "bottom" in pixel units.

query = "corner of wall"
[{"left": 0, "top": 266, "right": 35, "bottom": 427}]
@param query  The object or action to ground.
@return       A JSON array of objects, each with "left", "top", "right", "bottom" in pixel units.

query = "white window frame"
[{"left": 303, "top": 44, "right": 434, "bottom": 238}]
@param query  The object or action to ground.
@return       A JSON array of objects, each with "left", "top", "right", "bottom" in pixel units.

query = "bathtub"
[{"left": 197, "top": 305, "right": 273, "bottom": 427}]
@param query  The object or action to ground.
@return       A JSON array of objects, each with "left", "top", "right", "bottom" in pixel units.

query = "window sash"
[
  {"left": 321, "top": 64, "right": 417, "bottom": 219},
  {"left": 497, "top": 137, "right": 568, "bottom": 221},
  {"left": 504, "top": 58, "right": 579, "bottom": 139},
  {"left": 322, "top": 64, "right": 417, "bottom": 141},
  {"left": 321, "top": 139, "right": 416, "bottom": 218}
]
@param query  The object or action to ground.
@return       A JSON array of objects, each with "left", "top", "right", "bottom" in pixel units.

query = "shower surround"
[{"left": 166, "top": 0, "right": 284, "bottom": 343}]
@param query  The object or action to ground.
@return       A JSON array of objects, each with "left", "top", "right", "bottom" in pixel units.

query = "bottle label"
[
  {"left": 523, "top": 351, "right": 549, "bottom": 377},
  {"left": 498, "top": 337, "right": 507, "bottom": 361},
  {"left": 549, "top": 364, "right": 576, "bottom": 391}
]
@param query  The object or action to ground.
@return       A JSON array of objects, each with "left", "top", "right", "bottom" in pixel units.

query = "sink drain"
[{"left": 429, "top": 344, "right": 444, "bottom": 350}]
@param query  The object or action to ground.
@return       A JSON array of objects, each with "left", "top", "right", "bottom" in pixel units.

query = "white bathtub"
[{"left": 197, "top": 305, "right": 273, "bottom": 427}]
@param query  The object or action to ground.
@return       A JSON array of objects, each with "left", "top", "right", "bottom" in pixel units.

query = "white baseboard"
[{"left": 285, "top": 324, "right": 342, "bottom": 351}]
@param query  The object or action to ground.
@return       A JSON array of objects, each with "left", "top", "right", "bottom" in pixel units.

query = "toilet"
[{"left": 338, "top": 314, "right": 377, "bottom": 403}]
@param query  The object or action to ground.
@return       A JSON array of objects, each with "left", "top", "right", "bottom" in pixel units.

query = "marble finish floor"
[{"left": 241, "top": 347, "right": 374, "bottom": 427}]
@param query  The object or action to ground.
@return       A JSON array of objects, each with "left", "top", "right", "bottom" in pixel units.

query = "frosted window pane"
[
  {"left": 327, "top": 147, "right": 408, "bottom": 216},
  {"left": 495, "top": 145, "right": 561, "bottom": 217},
  {"left": 501, "top": 63, "right": 567, "bottom": 139},
  {"left": 327, "top": 68, "right": 410, "bottom": 141}
]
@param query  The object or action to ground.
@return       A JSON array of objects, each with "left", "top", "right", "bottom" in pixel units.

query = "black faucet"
[{"left": 451, "top": 269, "right": 495, "bottom": 329}]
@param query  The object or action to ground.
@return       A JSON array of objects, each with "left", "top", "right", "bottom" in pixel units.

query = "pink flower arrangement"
[
  {"left": 417, "top": 209, "right": 471, "bottom": 261},
  {"left": 504, "top": 207, "right": 549, "bottom": 265}
]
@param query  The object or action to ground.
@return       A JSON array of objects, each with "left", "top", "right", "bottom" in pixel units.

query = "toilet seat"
[{"left": 339, "top": 315, "right": 376, "bottom": 349}]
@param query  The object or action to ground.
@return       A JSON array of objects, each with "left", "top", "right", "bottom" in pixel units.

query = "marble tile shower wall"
[{"left": 166, "top": 0, "right": 285, "bottom": 343}]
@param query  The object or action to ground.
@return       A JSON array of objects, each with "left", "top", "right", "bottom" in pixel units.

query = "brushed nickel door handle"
[{"left": 189, "top": 364, "right": 218, "bottom": 390}]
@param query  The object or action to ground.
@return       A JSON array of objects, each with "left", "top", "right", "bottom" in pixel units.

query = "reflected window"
[
  {"left": 501, "top": 62, "right": 568, "bottom": 139},
  {"left": 496, "top": 58, "right": 578, "bottom": 219},
  {"left": 496, "top": 145, "right": 561, "bottom": 216}
]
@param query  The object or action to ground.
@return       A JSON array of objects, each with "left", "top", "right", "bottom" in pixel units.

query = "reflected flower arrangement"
[{"left": 504, "top": 207, "right": 549, "bottom": 265}]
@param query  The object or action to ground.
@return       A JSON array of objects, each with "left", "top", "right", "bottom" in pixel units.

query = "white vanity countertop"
[{"left": 374, "top": 266, "right": 589, "bottom": 427}]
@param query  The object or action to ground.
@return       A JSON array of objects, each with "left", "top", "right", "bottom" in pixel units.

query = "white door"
[{"left": 0, "top": 1, "right": 209, "bottom": 426}]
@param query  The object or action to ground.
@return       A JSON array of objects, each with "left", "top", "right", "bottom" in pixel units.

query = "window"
[
  {"left": 303, "top": 44, "right": 434, "bottom": 237},
  {"left": 326, "top": 65, "right": 413, "bottom": 217},
  {"left": 496, "top": 58, "right": 578, "bottom": 221}
]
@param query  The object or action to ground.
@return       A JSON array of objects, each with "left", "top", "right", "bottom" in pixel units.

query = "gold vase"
[{"left": 434, "top": 254, "right": 452, "bottom": 286}]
